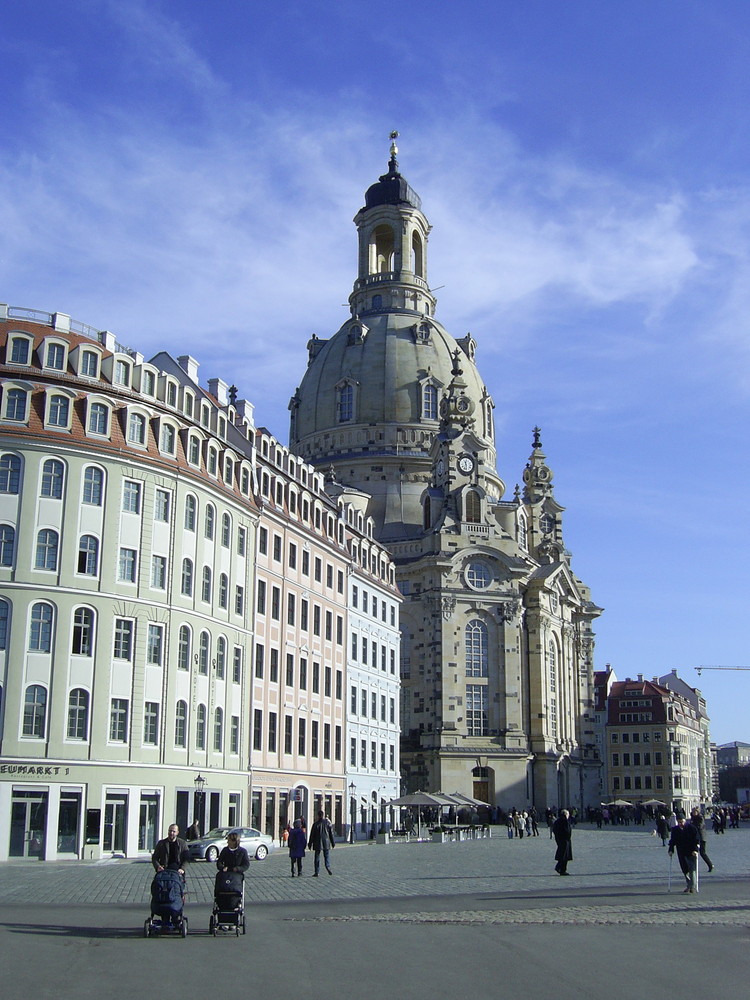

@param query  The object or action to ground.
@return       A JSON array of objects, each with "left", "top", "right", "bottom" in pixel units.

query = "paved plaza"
[{"left": 0, "top": 825, "right": 748, "bottom": 1000}]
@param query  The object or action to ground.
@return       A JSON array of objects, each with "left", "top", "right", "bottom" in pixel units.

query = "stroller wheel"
[
  {"left": 144, "top": 919, "right": 151, "bottom": 938},
  {"left": 242, "top": 918, "right": 246, "bottom": 935},
  {"left": 209, "top": 915, "right": 216, "bottom": 936},
  {"left": 181, "top": 917, "right": 188, "bottom": 938}
]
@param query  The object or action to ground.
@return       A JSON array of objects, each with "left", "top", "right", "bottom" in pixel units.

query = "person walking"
[
  {"left": 689, "top": 808, "right": 713, "bottom": 873},
  {"left": 552, "top": 809, "right": 573, "bottom": 875},
  {"left": 655, "top": 813, "right": 670, "bottom": 846},
  {"left": 308, "top": 810, "right": 335, "bottom": 876},
  {"left": 288, "top": 818, "right": 306, "bottom": 877},
  {"left": 668, "top": 815, "right": 700, "bottom": 893}
]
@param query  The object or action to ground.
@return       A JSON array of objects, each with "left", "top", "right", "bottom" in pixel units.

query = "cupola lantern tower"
[{"left": 350, "top": 132, "right": 436, "bottom": 320}]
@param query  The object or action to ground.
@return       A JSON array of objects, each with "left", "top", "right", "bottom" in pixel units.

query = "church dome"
[{"left": 288, "top": 142, "right": 501, "bottom": 537}]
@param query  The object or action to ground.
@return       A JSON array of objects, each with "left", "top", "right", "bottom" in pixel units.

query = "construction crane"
[{"left": 694, "top": 666, "right": 750, "bottom": 676}]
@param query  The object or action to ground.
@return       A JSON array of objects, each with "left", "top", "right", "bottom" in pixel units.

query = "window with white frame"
[
  {"left": 40, "top": 458, "right": 64, "bottom": 498},
  {"left": 109, "top": 698, "right": 129, "bottom": 741},
  {"left": 122, "top": 480, "right": 141, "bottom": 513},
  {"left": 154, "top": 488, "right": 170, "bottom": 522},
  {"left": 151, "top": 555, "right": 167, "bottom": 589},
  {"left": 177, "top": 625, "right": 191, "bottom": 670},
  {"left": 35, "top": 529, "right": 59, "bottom": 570},
  {"left": 80, "top": 350, "right": 99, "bottom": 378},
  {"left": 0, "top": 524, "right": 15, "bottom": 566},
  {"left": 67, "top": 688, "right": 89, "bottom": 740},
  {"left": 4, "top": 387, "right": 29, "bottom": 422},
  {"left": 77, "top": 534, "right": 99, "bottom": 575},
  {"left": 113, "top": 618, "right": 134, "bottom": 659},
  {"left": 127, "top": 411, "right": 147, "bottom": 445},
  {"left": 118, "top": 547, "right": 137, "bottom": 582},
  {"left": 71, "top": 607, "right": 94, "bottom": 655},
  {"left": 88, "top": 402, "right": 109, "bottom": 436},
  {"left": 146, "top": 624, "right": 164, "bottom": 665},
  {"left": 29, "top": 602, "right": 53, "bottom": 651},
  {"left": 143, "top": 702, "right": 159, "bottom": 744},
  {"left": 0, "top": 454, "right": 21, "bottom": 493},
  {"left": 48, "top": 393, "right": 70, "bottom": 428},
  {"left": 9, "top": 336, "right": 31, "bottom": 365},
  {"left": 45, "top": 342, "right": 66, "bottom": 371},
  {"left": 23, "top": 684, "right": 47, "bottom": 737}
]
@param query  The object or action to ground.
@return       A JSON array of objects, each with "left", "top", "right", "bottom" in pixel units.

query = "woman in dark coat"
[
  {"left": 552, "top": 809, "right": 573, "bottom": 875},
  {"left": 288, "top": 818, "right": 306, "bottom": 877}
]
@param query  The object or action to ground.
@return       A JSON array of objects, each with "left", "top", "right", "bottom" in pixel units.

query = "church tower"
[{"left": 290, "top": 138, "right": 602, "bottom": 810}]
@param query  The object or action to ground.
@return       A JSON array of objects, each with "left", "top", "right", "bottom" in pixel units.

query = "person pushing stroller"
[{"left": 216, "top": 831, "right": 250, "bottom": 873}]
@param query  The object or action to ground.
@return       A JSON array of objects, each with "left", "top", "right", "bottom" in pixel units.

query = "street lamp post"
[
  {"left": 194, "top": 773, "right": 206, "bottom": 833},
  {"left": 349, "top": 782, "right": 356, "bottom": 843}
]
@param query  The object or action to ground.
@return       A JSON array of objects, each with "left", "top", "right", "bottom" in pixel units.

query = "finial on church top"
[
  {"left": 389, "top": 130, "right": 399, "bottom": 172},
  {"left": 532, "top": 425, "right": 542, "bottom": 449}
]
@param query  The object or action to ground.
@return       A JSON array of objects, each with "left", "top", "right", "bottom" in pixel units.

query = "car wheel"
[
  {"left": 254, "top": 844, "right": 268, "bottom": 860},
  {"left": 206, "top": 846, "right": 219, "bottom": 862}
]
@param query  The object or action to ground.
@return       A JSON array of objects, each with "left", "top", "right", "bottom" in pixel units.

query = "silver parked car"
[{"left": 186, "top": 827, "right": 273, "bottom": 862}]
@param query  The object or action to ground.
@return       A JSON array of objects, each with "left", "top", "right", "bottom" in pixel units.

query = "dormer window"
[
  {"left": 9, "top": 336, "right": 32, "bottom": 366},
  {"left": 413, "top": 321, "right": 431, "bottom": 344},
  {"left": 4, "top": 386, "right": 29, "bottom": 422},
  {"left": 80, "top": 350, "right": 99, "bottom": 379},
  {"left": 47, "top": 392, "right": 71, "bottom": 429},
  {"left": 114, "top": 359, "right": 131, "bottom": 387},
  {"left": 45, "top": 341, "right": 67, "bottom": 371},
  {"left": 127, "top": 411, "right": 147, "bottom": 446},
  {"left": 141, "top": 370, "right": 156, "bottom": 396}
]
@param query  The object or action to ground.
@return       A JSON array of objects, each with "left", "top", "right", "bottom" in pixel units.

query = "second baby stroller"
[{"left": 210, "top": 870, "right": 245, "bottom": 936}]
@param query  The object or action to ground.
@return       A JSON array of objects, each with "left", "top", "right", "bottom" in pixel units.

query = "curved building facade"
[{"left": 0, "top": 308, "right": 258, "bottom": 859}]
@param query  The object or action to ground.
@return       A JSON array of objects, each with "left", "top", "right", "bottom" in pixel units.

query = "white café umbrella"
[{"left": 388, "top": 791, "right": 445, "bottom": 838}]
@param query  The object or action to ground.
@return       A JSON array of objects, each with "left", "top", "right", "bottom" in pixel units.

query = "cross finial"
[{"left": 532, "top": 426, "right": 542, "bottom": 449}]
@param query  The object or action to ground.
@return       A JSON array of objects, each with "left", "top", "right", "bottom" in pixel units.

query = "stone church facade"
[{"left": 290, "top": 139, "right": 603, "bottom": 811}]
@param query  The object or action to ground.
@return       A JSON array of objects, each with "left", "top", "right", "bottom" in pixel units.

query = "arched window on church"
[
  {"left": 337, "top": 384, "right": 354, "bottom": 422},
  {"left": 517, "top": 511, "right": 528, "bottom": 551},
  {"left": 423, "top": 496, "right": 431, "bottom": 530},
  {"left": 465, "top": 620, "right": 488, "bottom": 677},
  {"left": 548, "top": 639, "right": 558, "bottom": 738},
  {"left": 411, "top": 230, "right": 424, "bottom": 277},
  {"left": 371, "top": 224, "right": 395, "bottom": 274},
  {"left": 421, "top": 383, "right": 438, "bottom": 420},
  {"left": 465, "top": 490, "right": 481, "bottom": 523}
]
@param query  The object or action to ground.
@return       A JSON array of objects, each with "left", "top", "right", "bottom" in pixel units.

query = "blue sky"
[{"left": 2, "top": 0, "right": 749, "bottom": 743}]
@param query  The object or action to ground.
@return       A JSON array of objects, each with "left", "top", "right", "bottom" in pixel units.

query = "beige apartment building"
[{"left": 0, "top": 308, "right": 260, "bottom": 859}]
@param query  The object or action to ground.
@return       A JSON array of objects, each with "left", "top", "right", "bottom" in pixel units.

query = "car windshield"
[{"left": 203, "top": 828, "right": 231, "bottom": 839}]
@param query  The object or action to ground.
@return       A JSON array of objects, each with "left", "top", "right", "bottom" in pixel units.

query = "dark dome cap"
[{"left": 364, "top": 165, "right": 422, "bottom": 211}]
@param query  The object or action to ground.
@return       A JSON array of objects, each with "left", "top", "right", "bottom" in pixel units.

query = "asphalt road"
[{"left": 1, "top": 825, "right": 747, "bottom": 1000}]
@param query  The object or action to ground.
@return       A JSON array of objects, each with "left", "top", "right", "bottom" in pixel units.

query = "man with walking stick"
[{"left": 668, "top": 815, "right": 700, "bottom": 894}]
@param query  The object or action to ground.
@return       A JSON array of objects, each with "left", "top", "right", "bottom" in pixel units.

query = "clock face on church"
[{"left": 458, "top": 455, "right": 474, "bottom": 474}]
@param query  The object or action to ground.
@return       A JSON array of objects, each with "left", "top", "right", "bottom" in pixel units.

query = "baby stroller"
[
  {"left": 210, "top": 870, "right": 245, "bottom": 936},
  {"left": 144, "top": 869, "right": 188, "bottom": 937}
]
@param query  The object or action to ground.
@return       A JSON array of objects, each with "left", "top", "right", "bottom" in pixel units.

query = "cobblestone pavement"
[{"left": 0, "top": 825, "right": 747, "bottom": 926}]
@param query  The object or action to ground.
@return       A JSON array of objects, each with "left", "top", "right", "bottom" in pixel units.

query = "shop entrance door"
[
  {"left": 103, "top": 795, "right": 127, "bottom": 853},
  {"left": 9, "top": 792, "right": 48, "bottom": 858}
]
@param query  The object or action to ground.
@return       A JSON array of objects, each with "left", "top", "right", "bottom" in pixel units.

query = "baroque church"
[{"left": 290, "top": 137, "right": 603, "bottom": 811}]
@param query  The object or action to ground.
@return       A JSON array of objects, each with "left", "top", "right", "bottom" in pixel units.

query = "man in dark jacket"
[
  {"left": 152, "top": 824, "right": 190, "bottom": 874},
  {"left": 552, "top": 809, "right": 573, "bottom": 875},
  {"left": 308, "top": 811, "right": 335, "bottom": 876},
  {"left": 669, "top": 816, "right": 700, "bottom": 893}
]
